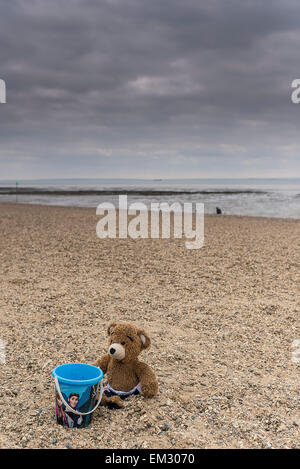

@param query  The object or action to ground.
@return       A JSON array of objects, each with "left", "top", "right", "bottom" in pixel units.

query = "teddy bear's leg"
[
  {"left": 139, "top": 364, "right": 159, "bottom": 398},
  {"left": 136, "top": 362, "right": 158, "bottom": 398},
  {"left": 141, "top": 381, "right": 158, "bottom": 398},
  {"left": 100, "top": 394, "right": 124, "bottom": 409}
]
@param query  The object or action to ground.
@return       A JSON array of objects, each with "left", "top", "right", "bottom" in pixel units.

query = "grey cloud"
[{"left": 0, "top": 0, "right": 300, "bottom": 178}]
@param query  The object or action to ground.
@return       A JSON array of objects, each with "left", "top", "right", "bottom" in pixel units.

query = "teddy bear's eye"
[{"left": 121, "top": 341, "right": 125, "bottom": 345}]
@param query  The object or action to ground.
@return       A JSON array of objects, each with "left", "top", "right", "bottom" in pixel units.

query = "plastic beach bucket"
[{"left": 52, "top": 363, "right": 103, "bottom": 428}]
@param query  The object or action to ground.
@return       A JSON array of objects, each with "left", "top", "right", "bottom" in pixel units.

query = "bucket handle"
[{"left": 54, "top": 374, "right": 103, "bottom": 416}]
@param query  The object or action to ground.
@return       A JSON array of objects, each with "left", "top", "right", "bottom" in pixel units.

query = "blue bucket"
[{"left": 52, "top": 363, "right": 103, "bottom": 428}]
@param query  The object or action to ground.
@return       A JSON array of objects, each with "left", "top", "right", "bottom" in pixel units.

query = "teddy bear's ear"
[
  {"left": 107, "top": 321, "right": 117, "bottom": 336},
  {"left": 137, "top": 328, "right": 151, "bottom": 350}
]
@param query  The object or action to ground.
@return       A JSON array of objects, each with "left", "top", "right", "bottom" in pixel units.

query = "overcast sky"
[{"left": 0, "top": 0, "right": 300, "bottom": 179}]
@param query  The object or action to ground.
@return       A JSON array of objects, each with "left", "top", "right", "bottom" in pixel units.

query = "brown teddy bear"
[{"left": 93, "top": 321, "right": 158, "bottom": 408}]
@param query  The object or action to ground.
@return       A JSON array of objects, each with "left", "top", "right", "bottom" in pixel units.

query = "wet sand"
[{"left": 0, "top": 202, "right": 299, "bottom": 449}]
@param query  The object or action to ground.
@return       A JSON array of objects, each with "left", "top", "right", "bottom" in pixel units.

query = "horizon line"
[{"left": 0, "top": 176, "right": 299, "bottom": 182}]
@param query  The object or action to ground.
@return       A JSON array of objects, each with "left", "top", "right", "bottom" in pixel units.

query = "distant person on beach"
[{"left": 216, "top": 207, "right": 222, "bottom": 214}]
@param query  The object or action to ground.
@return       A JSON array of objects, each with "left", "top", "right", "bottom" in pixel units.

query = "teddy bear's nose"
[{"left": 110, "top": 347, "right": 116, "bottom": 354}]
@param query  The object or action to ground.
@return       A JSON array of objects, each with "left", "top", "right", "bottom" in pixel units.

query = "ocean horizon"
[{"left": 0, "top": 177, "right": 299, "bottom": 219}]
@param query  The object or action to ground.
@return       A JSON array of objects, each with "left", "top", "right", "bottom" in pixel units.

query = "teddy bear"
[{"left": 93, "top": 321, "right": 158, "bottom": 408}]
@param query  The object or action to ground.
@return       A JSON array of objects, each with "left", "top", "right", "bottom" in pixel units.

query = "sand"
[{"left": 0, "top": 202, "right": 299, "bottom": 449}]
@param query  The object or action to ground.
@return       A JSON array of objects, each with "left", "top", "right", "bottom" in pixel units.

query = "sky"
[{"left": 0, "top": 0, "right": 300, "bottom": 179}]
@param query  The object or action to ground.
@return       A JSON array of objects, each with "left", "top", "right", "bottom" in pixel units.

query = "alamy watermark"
[
  {"left": 96, "top": 195, "right": 204, "bottom": 249},
  {"left": 291, "top": 339, "right": 300, "bottom": 364},
  {"left": 0, "top": 78, "right": 6, "bottom": 103},
  {"left": 290, "top": 79, "right": 300, "bottom": 103},
  {"left": 0, "top": 339, "right": 6, "bottom": 364}
]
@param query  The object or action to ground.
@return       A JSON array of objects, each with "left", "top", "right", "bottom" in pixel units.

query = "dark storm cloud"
[{"left": 0, "top": 0, "right": 300, "bottom": 178}]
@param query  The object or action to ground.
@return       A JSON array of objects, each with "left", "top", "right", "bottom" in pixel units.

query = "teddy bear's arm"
[
  {"left": 135, "top": 361, "right": 158, "bottom": 398},
  {"left": 93, "top": 353, "right": 110, "bottom": 374}
]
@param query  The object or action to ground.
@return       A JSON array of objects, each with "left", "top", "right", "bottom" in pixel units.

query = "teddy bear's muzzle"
[{"left": 109, "top": 343, "right": 125, "bottom": 360}]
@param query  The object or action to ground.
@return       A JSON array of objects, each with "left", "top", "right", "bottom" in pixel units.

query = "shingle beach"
[{"left": 0, "top": 203, "right": 299, "bottom": 449}]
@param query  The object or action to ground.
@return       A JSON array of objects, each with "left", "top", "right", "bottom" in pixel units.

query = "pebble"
[{"left": 161, "top": 423, "right": 171, "bottom": 431}]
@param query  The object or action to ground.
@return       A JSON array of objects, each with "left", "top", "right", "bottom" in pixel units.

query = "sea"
[{"left": 0, "top": 178, "right": 299, "bottom": 219}]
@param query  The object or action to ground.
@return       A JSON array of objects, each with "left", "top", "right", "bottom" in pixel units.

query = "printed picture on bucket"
[
  {"left": 55, "top": 391, "right": 68, "bottom": 427},
  {"left": 65, "top": 393, "right": 83, "bottom": 428},
  {"left": 54, "top": 384, "right": 99, "bottom": 429},
  {"left": 55, "top": 391, "right": 83, "bottom": 428}
]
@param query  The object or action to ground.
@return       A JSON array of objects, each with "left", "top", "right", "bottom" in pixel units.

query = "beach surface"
[{"left": 0, "top": 202, "right": 299, "bottom": 449}]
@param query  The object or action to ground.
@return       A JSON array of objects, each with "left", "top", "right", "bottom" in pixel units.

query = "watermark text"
[
  {"left": 0, "top": 340, "right": 6, "bottom": 364},
  {"left": 291, "top": 339, "right": 300, "bottom": 364},
  {"left": 96, "top": 196, "right": 204, "bottom": 249},
  {"left": 0, "top": 79, "right": 6, "bottom": 103}
]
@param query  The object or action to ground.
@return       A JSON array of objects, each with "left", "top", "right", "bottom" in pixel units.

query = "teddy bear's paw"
[
  {"left": 141, "top": 382, "right": 158, "bottom": 398},
  {"left": 101, "top": 394, "right": 124, "bottom": 409},
  {"left": 108, "top": 396, "right": 124, "bottom": 409}
]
